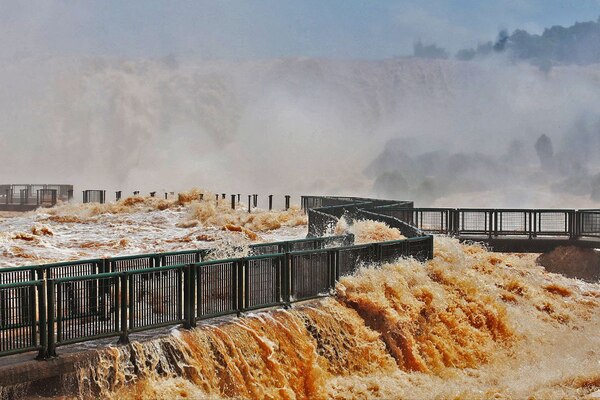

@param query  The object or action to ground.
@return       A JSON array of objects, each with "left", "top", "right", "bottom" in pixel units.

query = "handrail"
[
  {"left": 0, "top": 195, "right": 435, "bottom": 361},
  {"left": 7, "top": 195, "right": 600, "bottom": 362}
]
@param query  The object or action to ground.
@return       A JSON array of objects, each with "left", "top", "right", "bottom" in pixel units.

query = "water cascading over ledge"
[{"left": 70, "top": 236, "right": 600, "bottom": 400}]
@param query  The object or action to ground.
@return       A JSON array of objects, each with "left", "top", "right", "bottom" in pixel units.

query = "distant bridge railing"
[{"left": 374, "top": 207, "right": 600, "bottom": 240}]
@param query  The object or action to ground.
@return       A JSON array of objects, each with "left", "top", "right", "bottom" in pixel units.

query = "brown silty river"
[{"left": 1, "top": 192, "right": 599, "bottom": 399}]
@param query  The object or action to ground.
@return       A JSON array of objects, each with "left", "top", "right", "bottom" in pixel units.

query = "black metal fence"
[
  {"left": 385, "top": 208, "right": 600, "bottom": 239},
  {"left": 0, "top": 195, "right": 438, "bottom": 360},
  {"left": 0, "top": 184, "right": 72, "bottom": 208},
  {"left": 0, "top": 280, "right": 46, "bottom": 357},
  {"left": 5, "top": 195, "right": 600, "bottom": 362},
  {"left": 0, "top": 233, "right": 432, "bottom": 359},
  {"left": 82, "top": 190, "right": 106, "bottom": 204}
]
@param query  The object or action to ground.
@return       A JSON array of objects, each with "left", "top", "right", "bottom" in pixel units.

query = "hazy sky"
[{"left": 2, "top": 1, "right": 600, "bottom": 59}]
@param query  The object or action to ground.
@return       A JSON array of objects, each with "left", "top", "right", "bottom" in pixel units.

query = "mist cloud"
[{"left": 2, "top": 3, "right": 600, "bottom": 208}]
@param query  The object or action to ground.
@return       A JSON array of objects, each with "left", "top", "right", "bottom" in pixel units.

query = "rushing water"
[
  {"left": 2, "top": 194, "right": 599, "bottom": 398},
  {"left": 67, "top": 236, "right": 600, "bottom": 400},
  {"left": 0, "top": 189, "right": 307, "bottom": 267}
]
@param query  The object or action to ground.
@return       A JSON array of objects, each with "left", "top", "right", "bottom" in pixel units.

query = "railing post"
[
  {"left": 269, "top": 195, "right": 273, "bottom": 211},
  {"left": 248, "top": 195, "right": 252, "bottom": 213},
  {"left": 109, "top": 276, "right": 117, "bottom": 336},
  {"left": 183, "top": 265, "right": 196, "bottom": 329},
  {"left": 36, "top": 281, "right": 48, "bottom": 360},
  {"left": 452, "top": 209, "right": 460, "bottom": 235},
  {"left": 47, "top": 280, "right": 56, "bottom": 357},
  {"left": 289, "top": 253, "right": 297, "bottom": 301},
  {"left": 231, "top": 194, "right": 236, "bottom": 210},
  {"left": 333, "top": 249, "right": 341, "bottom": 282},
  {"left": 428, "top": 235, "right": 434, "bottom": 259},
  {"left": 282, "top": 253, "right": 290, "bottom": 306},
  {"left": 118, "top": 273, "right": 129, "bottom": 345},
  {"left": 285, "top": 195, "right": 291, "bottom": 211},
  {"left": 570, "top": 210, "right": 578, "bottom": 239},
  {"left": 328, "top": 250, "right": 337, "bottom": 290},
  {"left": 237, "top": 260, "right": 244, "bottom": 316},
  {"left": 493, "top": 210, "right": 499, "bottom": 237},
  {"left": 243, "top": 259, "right": 250, "bottom": 312}
]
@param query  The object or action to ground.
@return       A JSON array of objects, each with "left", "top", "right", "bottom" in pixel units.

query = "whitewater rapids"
[
  {"left": 70, "top": 236, "right": 600, "bottom": 400},
  {"left": 0, "top": 189, "right": 307, "bottom": 267}
]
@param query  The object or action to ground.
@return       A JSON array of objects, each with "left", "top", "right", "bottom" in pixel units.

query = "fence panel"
[
  {"left": 244, "top": 255, "right": 282, "bottom": 310},
  {"left": 459, "top": 209, "right": 492, "bottom": 236},
  {"left": 321, "top": 234, "right": 354, "bottom": 248},
  {"left": 249, "top": 243, "right": 280, "bottom": 256},
  {"left": 336, "top": 244, "right": 374, "bottom": 278},
  {"left": 496, "top": 210, "right": 530, "bottom": 236},
  {"left": 301, "top": 196, "right": 324, "bottom": 210},
  {"left": 195, "top": 260, "right": 239, "bottom": 319},
  {"left": 287, "top": 239, "right": 319, "bottom": 252},
  {"left": 51, "top": 273, "right": 120, "bottom": 347},
  {"left": 308, "top": 209, "right": 338, "bottom": 237},
  {"left": 0, "top": 266, "right": 39, "bottom": 284},
  {"left": 127, "top": 266, "right": 184, "bottom": 332},
  {"left": 412, "top": 209, "right": 449, "bottom": 233},
  {"left": 536, "top": 211, "right": 570, "bottom": 236},
  {"left": 375, "top": 208, "right": 414, "bottom": 226},
  {"left": 0, "top": 281, "right": 43, "bottom": 356},
  {"left": 579, "top": 210, "right": 600, "bottom": 237},
  {"left": 290, "top": 249, "right": 332, "bottom": 301},
  {"left": 376, "top": 240, "right": 409, "bottom": 263},
  {"left": 110, "top": 255, "right": 155, "bottom": 273},
  {"left": 45, "top": 259, "right": 103, "bottom": 279},
  {"left": 160, "top": 250, "right": 204, "bottom": 267},
  {"left": 407, "top": 237, "right": 434, "bottom": 261},
  {"left": 250, "top": 235, "right": 353, "bottom": 256}
]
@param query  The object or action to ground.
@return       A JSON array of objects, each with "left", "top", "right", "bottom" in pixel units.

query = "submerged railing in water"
[
  {"left": 0, "top": 184, "right": 73, "bottom": 210},
  {"left": 0, "top": 197, "right": 433, "bottom": 360}
]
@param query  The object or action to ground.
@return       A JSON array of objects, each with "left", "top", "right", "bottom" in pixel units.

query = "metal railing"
[
  {"left": 388, "top": 208, "right": 599, "bottom": 239},
  {"left": 82, "top": 190, "right": 106, "bottom": 204},
  {"left": 0, "top": 196, "right": 436, "bottom": 360},
  {"left": 6, "top": 195, "right": 597, "bottom": 362},
  {"left": 0, "top": 184, "right": 72, "bottom": 209}
]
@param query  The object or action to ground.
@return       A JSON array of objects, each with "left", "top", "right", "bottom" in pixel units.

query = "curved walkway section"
[{"left": 302, "top": 196, "right": 600, "bottom": 252}]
